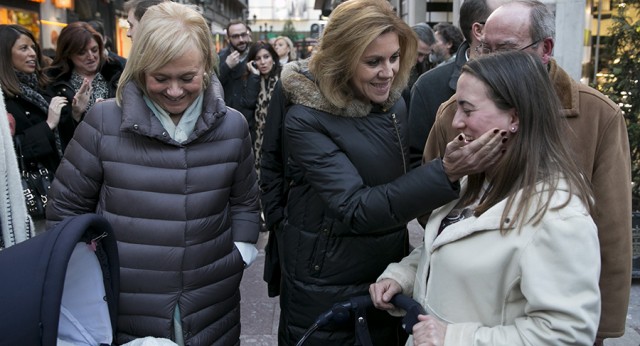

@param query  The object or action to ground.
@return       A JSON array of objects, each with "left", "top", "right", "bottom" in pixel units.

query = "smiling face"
[
  {"left": 254, "top": 48, "right": 274, "bottom": 76},
  {"left": 144, "top": 46, "right": 205, "bottom": 117},
  {"left": 350, "top": 31, "right": 400, "bottom": 104},
  {"left": 274, "top": 38, "right": 290, "bottom": 59},
  {"left": 11, "top": 34, "right": 37, "bottom": 74},
  {"left": 452, "top": 72, "right": 517, "bottom": 143},
  {"left": 70, "top": 38, "right": 100, "bottom": 76}
]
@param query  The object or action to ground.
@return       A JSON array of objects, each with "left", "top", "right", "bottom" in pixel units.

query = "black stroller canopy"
[{"left": 0, "top": 214, "right": 119, "bottom": 346}]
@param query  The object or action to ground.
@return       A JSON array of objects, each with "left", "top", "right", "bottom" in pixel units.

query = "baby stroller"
[
  {"left": 296, "top": 294, "right": 426, "bottom": 346},
  {"left": 0, "top": 214, "right": 119, "bottom": 346}
]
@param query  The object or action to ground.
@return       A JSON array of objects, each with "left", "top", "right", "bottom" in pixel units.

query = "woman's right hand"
[
  {"left": 46, "top": 96, "right": 67, "bottom": 129},
  {"left": 369, "top": 278, "right": 402, "bottom": 310},
  {"left": 442, "top": 128, "right": 506, "bottom": 182},
  {"left": 72, "top": 78, "right": 92, "bottom": 121}
]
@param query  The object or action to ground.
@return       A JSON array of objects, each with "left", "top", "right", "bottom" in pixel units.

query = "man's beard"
[
  {"left": 429, "top": 50, "right": 446, "bottom": 64},
  {"left": 230, "top": 41, "right": 247, "bottom": 53}
]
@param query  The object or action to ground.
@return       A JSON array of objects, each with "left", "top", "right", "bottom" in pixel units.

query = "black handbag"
[{"left": 14, "top": 137, "right": 53, "bottom": 219}]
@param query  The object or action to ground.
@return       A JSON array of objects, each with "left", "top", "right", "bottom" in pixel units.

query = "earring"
[{"left": 511, "top": 126, "right": 517, "bottom": 132}]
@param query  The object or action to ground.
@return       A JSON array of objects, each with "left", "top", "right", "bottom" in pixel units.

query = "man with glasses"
[
  {"left": 423, "top": 2, "right": 631, "bottom": 345},
  {"left": 218, "top": 20, "right": 257, "bottom": 131},
  {"left": 408, "top": 0, "right": 506, "bottom": 169}
]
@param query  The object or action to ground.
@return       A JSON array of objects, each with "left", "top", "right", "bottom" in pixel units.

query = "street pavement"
[{"left": 239, "top": 220, "right": 640, "bottom": 346}]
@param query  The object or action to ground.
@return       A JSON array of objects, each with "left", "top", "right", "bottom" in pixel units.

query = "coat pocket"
[{"left": 308, "top": 219, "right": 333, "bottom": 277}]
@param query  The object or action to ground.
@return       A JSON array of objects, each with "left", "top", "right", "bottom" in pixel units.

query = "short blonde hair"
[
  {"left": 116, "top": 2, "right": 216, "bottom": 104},
  {"left": 275, "top": 36, "right": 297, "bottom": 61},
  {"left": 309, "top": 0, "right": 417, "bottom": 108}
]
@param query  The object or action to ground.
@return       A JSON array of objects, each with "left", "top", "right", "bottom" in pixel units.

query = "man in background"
[
  {"left": 430, "top": 23, "right": 463, "bottom": 67},
  {"left": 88, "top": 19, "right": 127, "bottom": 68},
  {"left": 124, "top": 0, "right": 168, "bottom": 40},
  {"left": 403, "top": 23, "right": 435, "bottom": 108},
  {"left": 218, "top": 21, "right": 254, "bottom": 123},
  {"left": 408, "top": 0, "right": 505, "bottom": 168}
]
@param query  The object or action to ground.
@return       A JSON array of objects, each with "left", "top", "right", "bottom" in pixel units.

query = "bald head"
[{"left": 481, "top": 0, "right": 555, "bottom": 64}]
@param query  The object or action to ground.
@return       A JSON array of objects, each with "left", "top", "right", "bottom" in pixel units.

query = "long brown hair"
[
  {"left": 0, "top": 25, "right": 50, "bottom": 96},
  {"left": 460, "top": 51, "right": 593, "bottom": 232},
  {"left": 46, "top": 22, "right": 105, "bottom": 79}
]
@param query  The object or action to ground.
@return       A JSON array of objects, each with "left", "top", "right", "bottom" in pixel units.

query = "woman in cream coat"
[{"left": 370, "top": 51, "right": 601, "bottom": 346}]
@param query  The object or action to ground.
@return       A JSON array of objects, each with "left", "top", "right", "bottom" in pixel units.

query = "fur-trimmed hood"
[{"left": 280, "top": 59, "right": 403, "bottom": 118}]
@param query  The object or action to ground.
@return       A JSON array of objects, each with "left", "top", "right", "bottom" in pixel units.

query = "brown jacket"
[{"left": 423, "top": 59, "right": 632, "bottom": 339}]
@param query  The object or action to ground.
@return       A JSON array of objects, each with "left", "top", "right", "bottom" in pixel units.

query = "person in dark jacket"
[
  {"left": 408, "top": 0, "right": 505, "bottom": 168},
  {"left": 218, "top": 21, "right": 260, "bottom": 140},
  {"left": 247, "top": 41, "right": 281, "bottom": 178},
  {"left": 275, "top": 0, "right": 506, "bottom": 345},
  {"left": 0, "top": 24, "right": 68, "bottom": 173},
  {"left": 46, "top": 3, "right": 260, "bottom": 345},
  {"left": 0, "top": 24, "right": 67, "bottom": 232},
  {"left": 44, "top": 21, "right": 123, "bottom": 146}
]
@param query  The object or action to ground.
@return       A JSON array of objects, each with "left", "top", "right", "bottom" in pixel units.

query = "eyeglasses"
[
  {"left": 229, "top": 32, "right": 250, "bottom": 40},
  {"left": 475, "top": 38, "right": 542, "bottom": 55}
]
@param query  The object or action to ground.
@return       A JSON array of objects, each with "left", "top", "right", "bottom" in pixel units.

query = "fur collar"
[
  {"left": 548, "top": 58, "right": 579, "bottom": 117},
  {"left": 280, "top": 59, "right": 403, "bottom": 118}
]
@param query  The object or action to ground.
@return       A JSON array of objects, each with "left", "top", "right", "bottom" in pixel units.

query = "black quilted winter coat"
[
  {"left": 46, "top": 77, "right": 260, "bottom": 346},
  {"left": 276, "top": 61, "right": 460, "bottom": 346}
]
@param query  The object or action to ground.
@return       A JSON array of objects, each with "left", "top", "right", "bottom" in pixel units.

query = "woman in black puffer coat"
[{"left": 272, "top": 1, "right": 505, "bottom": 345}]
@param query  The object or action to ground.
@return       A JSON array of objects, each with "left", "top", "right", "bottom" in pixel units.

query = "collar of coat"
[
  {"left": 548, "top": 58, "right": 579, "bottom": 118},
  {"left": 119, "top": 75, "right": 227, "bottom": 144},
  {"left": 429, "top": 177, "right": 582, "bottom": 251},
  {"left": 280, "top": 59, "right": 403, "bottom": 118}
]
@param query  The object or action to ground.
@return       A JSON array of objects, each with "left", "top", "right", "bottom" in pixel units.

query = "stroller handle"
[
  {"left": 390, "top": 293, "right": 427, "bottom": 334},
  {"left": 313, "top": 293, "right": 425, "bottom": 331},
  {"left": 297, "top": 293, "right": 426, "bottom": 346}
]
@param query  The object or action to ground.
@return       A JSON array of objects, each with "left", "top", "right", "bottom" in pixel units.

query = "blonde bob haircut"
[
  {"left": 116, "top": 2, "right": 216, "bottom": 104},
  {"left": 274, "top": 36, "right": 297, "bottom": 61},
  {"left": 309, "top": 0, "right": 417, "bottom": 109}
]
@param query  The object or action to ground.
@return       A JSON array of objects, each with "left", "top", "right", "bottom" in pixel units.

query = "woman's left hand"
[{"left": 413, "top": 314, "right": 447, "bottom": 346}]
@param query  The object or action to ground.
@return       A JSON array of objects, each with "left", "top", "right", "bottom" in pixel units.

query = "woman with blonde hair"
[
  {"left": 273, "top": 35, "right": 297, "bottom": 64},
  {"left": 274, "top": 0, "right": 505, "bottom": 344},
  {"left": 371, "top": 51, "right": 600, "bottom": 346},
  {"left": 46, "top": 2, "right": 260, "bottom": 345}
]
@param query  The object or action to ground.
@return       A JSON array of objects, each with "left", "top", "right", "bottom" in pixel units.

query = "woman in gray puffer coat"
[
  {"left": 273, "top": 1, "right": 506, "bottom": 345},
  {"left": 46, "top": 3, "right": 259, "bottom": 345}
]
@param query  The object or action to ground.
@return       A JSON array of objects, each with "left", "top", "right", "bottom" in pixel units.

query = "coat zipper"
[{"left": 391, "top": 113, "right": 407, "bottom": 174}]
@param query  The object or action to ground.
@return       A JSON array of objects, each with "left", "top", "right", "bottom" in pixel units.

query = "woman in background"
[
  {"left": 273, "top": 36, "right": 297, "bottom": 65},
  {"left": 45, "top": 21, "right": 123, "bottom": 143},
  {"left": 0, "top": 24, "right": 68, "bottom": 172},
  {"left": 247, "top": 41, "right": 281, "bottom": 178}
]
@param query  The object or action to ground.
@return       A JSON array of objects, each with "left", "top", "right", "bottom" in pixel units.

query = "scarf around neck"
[
  {"left": 143, "top": 93, "right": 203, "bottom": 143},
  {"left": 16, "top": 71, "right": 49, "bottom": 114},
  {"left": 0, "top": 87, "right": 34, "bottom": 249}
]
